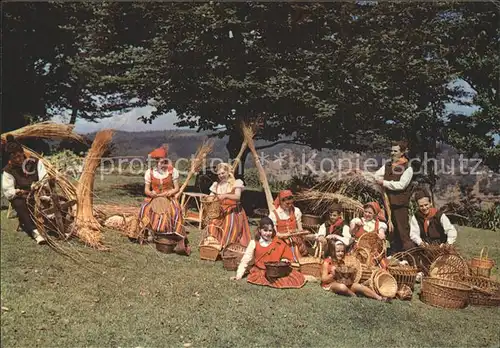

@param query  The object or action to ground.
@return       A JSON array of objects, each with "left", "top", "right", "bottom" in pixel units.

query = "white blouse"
[
  {"left": 209, "top": 179, "right": 244, "bottom": 195},
  {"left": 350, "top": 217, "right": 387, "bottom": 234},
  {"left": 144, "top": 167, "right": 180, "bottom": 185},
  {"left": 409, "top": 214, "right": 457, "bottom": 245},
  {"left": 316, "top": 224, "right": 353, "bottom": 246},
  {"left": 268, "top": 206, "right": 303, "bottom": 226},
  {"left": 236, "top": 238, "right": 272, "bottom": 279}
]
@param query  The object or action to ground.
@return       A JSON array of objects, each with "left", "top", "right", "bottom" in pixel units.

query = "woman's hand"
[{"left": 376, "top": 179, "right": 384, "bottom": 186}]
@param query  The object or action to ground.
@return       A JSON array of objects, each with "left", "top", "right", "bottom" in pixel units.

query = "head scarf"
[
  {"left": 364, "top": 201, "right": 386, "bottom": 222},
  {"left": 149, "top": 146, "right": 167, "bottom": 159},
  {"left": 273, "top": 190, "right": 294, "bottom": 209}
]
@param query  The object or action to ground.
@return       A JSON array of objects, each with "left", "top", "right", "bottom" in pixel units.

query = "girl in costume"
[
  {"left": 321, "top": 240, "right": 390, "bottom": 302},
  {"left": 231, "top": 217, "right": 306, "bottom": 289},
  {"left": 207, "top": 163, "right": 251, "bottom": 248}
]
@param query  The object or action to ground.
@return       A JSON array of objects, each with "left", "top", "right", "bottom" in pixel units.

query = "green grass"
[{"left": 1, "top": 175, "right": 500, "bottom": 347}]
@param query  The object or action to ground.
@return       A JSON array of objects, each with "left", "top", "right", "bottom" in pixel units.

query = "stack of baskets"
[
  {"left": 222, "top": 243, "right": 246, "bottom": 271},
  {"left": 420, "top": 277, "right": 472, "bottom": 309},
  {"left": 357, "top": 233, "right": 386, "bottom": 264}
]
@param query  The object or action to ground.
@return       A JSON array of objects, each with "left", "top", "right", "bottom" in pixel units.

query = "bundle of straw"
[
  {"left": 1, "top": 121, "right": 85, "bottom": 143},
  {"left": 242, "top": 122, "right": 275, "bottom": 213},
  {"left": 295, "top": 190, "right": 364, "bottom": 214},
  {"left": 231, "top": 118, "right": 263, "bottom": 174},
  {"left": 177, "top": 139, "right": 214, "bottom": 197},
  {"left": 74, "top": 129, "right": 114, "bottom": 250}
]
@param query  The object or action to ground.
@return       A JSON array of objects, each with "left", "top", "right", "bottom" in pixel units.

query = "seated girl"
[
  {"left": 321, "top": 240, "right": 390, "bottom": 302},
  {"left": 207, "top": 163, "right": 251, "bottom": 248},
  {"left": 349, "top": 201, "right": 388, "bottom": 268},
  {"left": 133, "top": 146, "right": 190, "bottom": 255},
  {"left": 231, "top": 217, "right": 306, "bottom": 289},
  {"left": 268, "top": 190, "right": 309, "bottom": 261},
  {"left": 313, "top": 205, "right": 353, "bottom": 251}
]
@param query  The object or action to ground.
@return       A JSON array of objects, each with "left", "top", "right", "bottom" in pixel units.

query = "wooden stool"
[{"left": 180, "top": 192, "right": 206, "bottom": 229}]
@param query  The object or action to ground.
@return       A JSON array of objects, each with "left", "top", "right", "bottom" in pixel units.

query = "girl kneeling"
[
  {"left": 231, "top": 217, "right": 306, "bottom": 289},
  {"left": 321, "top": 240, "right": 390, "bottom": 302}
]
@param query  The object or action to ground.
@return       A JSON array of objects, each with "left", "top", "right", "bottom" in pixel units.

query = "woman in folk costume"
[
  {"left": 207, "top": 163, "right": 251, "bottom": 248},
  {"left": 321, "top": 240, "right": 390, "bottom": 302},
  {"left": 231, "top": 217, "right": 306, "bottom": 289},
  {"left": 1, "top": 135, "right": 47, "bottom": 244},
  {"left": 135, "top": 145, "right": 190, "bottom": 255},
  {"left": 349, "top": 202, "right": 388, "bottom": 269},
  {"left": 268, "top": 190, "right": 308, "bottom": 262}
]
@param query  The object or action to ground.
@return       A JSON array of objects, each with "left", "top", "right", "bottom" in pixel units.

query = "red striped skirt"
[
  {"left": 139, "top": 198, "right": 186, "bottom": 239},
  {"left": 207, "top": 205, "right": 251, "bottom": 248},
  {"left": 247, "top": 267, "right": 306, "bottom": 289}
]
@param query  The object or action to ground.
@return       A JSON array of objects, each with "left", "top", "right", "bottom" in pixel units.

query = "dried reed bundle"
[
  {"left": 296, "top": 190, "right": 364, "bottom": 214},
  {"left": 74, "top": 129, "right": 114, "bottom": 250},
  {"left": 231, "top": 139, "right": 248, "bottom": 174},
  {"left": 231, "top": 118, "right": 262, "bottom": 173},
  {"left": 178, "top": 139, "right": 214, "bottom": 196},
  {"left": 1, "top": 121, "right": 84, "bottom": 143},
  {"left": 242, "top": 122, "right": 274, "bottom": 213}
]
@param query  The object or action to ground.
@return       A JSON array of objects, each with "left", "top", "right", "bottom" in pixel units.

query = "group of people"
[{"left": 3, "top": 137, "right": 458, "bottom": 299}]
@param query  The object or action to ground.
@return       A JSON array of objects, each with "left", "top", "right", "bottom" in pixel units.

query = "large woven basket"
[
  {"left": 429, "top": 254, "right": 470, "bottom": 280},
  {"left": 360, "top": 264, "right": 377, "bottom": 284},
  {"left": 371, "top": 270, "right": 398, "bottom": 298},
  {"left": 462, "top": 275, "right": 500, "bottom": 307},
  {"left": 299, "top": 257, "right": 322, "bottom": 279},
  {"left": 357, "top": 233, "right": 386, "bottom": 261},
  {"left": 199, "top": 235, "right": 222, "bottom": 261},
  {"left": 420, "top": 277, "right": 472, "bottom": 309},
  {"left": 388, "top": 252, "right": 419, "bottom": 290},
  {"left": 201, "top": 195, "right": 223, "bottom": 220},
  {"left": 265, "top": 262, "right": 292, "bottom": 280},
  {"left": 222, "top": 243, "right": 246, "bottom": 271},
  {"left": 470, "top": 247, "right": 495, "bottom": 278},
  {"left": 334, "top": 265, "right": 357, "bottom": 287}
]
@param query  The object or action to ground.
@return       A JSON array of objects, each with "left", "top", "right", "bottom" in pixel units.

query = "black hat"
[{"left": 5, "top": 134, "right": 23, "bottom": 154}]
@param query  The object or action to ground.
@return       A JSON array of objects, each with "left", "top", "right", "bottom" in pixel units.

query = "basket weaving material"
[
  {"left": 462, "top": 276, "right": 500, "bottom": 307},
  {"left": 334, "top": 265, "right": 356, "bottom": 287},
  {"left": 352, "top": 247, "right": 372, "bottom": 266},
  {"left": 396, "top": 284, "right": 413, "bottom": 301},
  {"left": 150, "top": 197, "right": 173, "bottom": 214},
  {"left": 357, "top": 233, "right": 386, "bottom": 261},
  {"left": 470, "top": 247, "right": 495, "bottom": 278},
  {"left": 201, "top": 195, "right": 222, "bottom": 220},
  {"left": 372, "top": 270, "right": 398, "bottom": 298},
  {"left": 420, "top": 277, "right": 472, "bottom": 309},
  {"left": 388, "top": 252, "right": 419, "bottom": 290},
  {"left": 429, "top": 254, "right": 470, "bottom": 280},
  {"left": 265, "top": 262, "right": 292, "bottom": 279}
]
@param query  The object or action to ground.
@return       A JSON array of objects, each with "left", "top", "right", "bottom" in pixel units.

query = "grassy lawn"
[{"left": 1, "top": 176, "right": 499, "bottom": 347}]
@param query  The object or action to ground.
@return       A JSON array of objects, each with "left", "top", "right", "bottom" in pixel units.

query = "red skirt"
[{"left": 247, "top": 267, "right": 306, "bottom": 289}]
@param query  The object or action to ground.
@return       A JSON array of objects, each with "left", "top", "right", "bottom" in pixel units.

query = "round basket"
[
  {"left": 470, "top": 247, "right": 495, "bottom": 278},
  {"left": 343, "top": 255, "right": 362, "bottom": 284},
  {"left": 334, "top": 265, "right": 356, "bottom": 287},
  {"left": 352, "top": 247, "right": 372, "bottom": 266},
  {"left": 201, "top": 195, "right": 222, "bottom": 220},
  {"left": 154, "top": 233, "right": 178, "bottom": 254},
  {"left": 429, "top": 254, "right": 470, "bottom": 280},
  {"left": 420, "top": 277, "right": 472, "bottom": 309},
  {"left": 396, "top": 284, "right": 413, "bottom": 301},
  {"left": 372, "top": 270, "right": 398, "bottom": 298},
  {"left": 357, "top": 233, "right": 386, "bottom": 261},
  {"left": 462, "top": 275, "right": 500, "bottom": 307},
  {"left": 150, "top": 197, "right": 173, "bottom": 214},
  {"left": 388, "top": 252, "right": 419, "bottom": 290},
  {"left": 265, "top": 261, "right": 292, "bottom": 280}
]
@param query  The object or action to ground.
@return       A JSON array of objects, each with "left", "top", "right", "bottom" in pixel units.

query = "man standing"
[{"left": 374, "top": 141, "right": 414, "bottom": 252}]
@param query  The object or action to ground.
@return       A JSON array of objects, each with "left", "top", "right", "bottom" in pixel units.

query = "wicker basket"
[
  {"left": 470, "top": 247, "right": 495, "bottom": 278},
  {"left": 360, "top": 264, "right": 377, "bottom": 284},
  {"left": 462, "top": 275, "right": 500, "bottom": 307},
  {"left": 150, "top": 197, "right": 173, "bottom": 214},
  {"left": 200, "top": 245, "right": 220, "bottom": 261},
  {"left": 334, "top": 265, "right": 357, "bottom": 287},
  {"left": 420, "top": 277, "right": 472, "bottom": 309},
  {"left": 352, "top": 247, "right": 372, "bottom": 266},
  {"left": 302, "top": 214, "right": 321, "bottom": 227},
  {"left": 388, "top": 252, "right": 419, "bottom": 290},
  {"left": 357, "top": 233, "right": 386, "bottom": 261},
  {"left": 265, "top": 262, "right": 292, "bottom": 280},
  {"left": 396, "top": 284, "right": 413, "bottom": 301},
  {"left": 429, "top": 254, "right": 470, "bottom": 280},
  {"left": 344, "top": 255, "right": 362, "bottom": 284},
  {"left": 201, "top": 195, "right": 222, "bottom": 220},
  {"left": 154, "top": 233, "right": 177, "bottom": 254},
  {"left": 222, "top": 243, "right": 246, "bottom": 271},
  {"left": 299, "top": 257, "right": 322, "bottom": 278},
  {"left": 372, "top": 270, "right": 398, "bottom": 298}
]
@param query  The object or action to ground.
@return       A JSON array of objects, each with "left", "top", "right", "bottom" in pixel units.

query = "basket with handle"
[
  {"left": 222, "top": 243, "right": 246, "bottom": 271},
  {"left": 357, "top": 233, "right": 386, "bottom": 261},
  {"left": 388, "top": 252, "right": 419, "bottom": 290},
  {"left": 470, "top": 247, "right": 496, "bottom": 278},
  {"left": 198, "top": 227, "right": 222, "bottom": 261},
  {"left": 429, "top": 254, "right": 471, "bottom": 280},
  {"left": 462, "top": 275, "right": 500, "bottom": 307},
  {"left": 201, "top": 195, "right": 223, "bottom": 220},
  {"left": 302, "top": 214, "right": 321, "bottom": 232},
  {"left": 343, "top": 255, "right": 362, "bottom": 284},
  {"left": 396, "top": 284, "right": 413, "bottom": 301},
  {"left": 265, "top": 261, "right": 292, "bottom": 281},
  {"left": 420, "top": 277, "right": 472, "bottom": 309},
  {"left": 299, "top": 242, "right": 323, "bottom": 278}
]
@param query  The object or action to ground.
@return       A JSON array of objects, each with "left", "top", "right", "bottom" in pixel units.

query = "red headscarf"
[
  {"left": 273, "top": 190, "right": 294, "bottom": 209},
  {"left": 149, "top": 147, "right": 167, "bottom": 159},
  {"left": 364, "top": 201, "right": 386, "bottom": 222}
]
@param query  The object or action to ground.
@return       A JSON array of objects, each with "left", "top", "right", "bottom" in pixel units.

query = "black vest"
[
  {"left": 3, "top": 157, "right": 40, "bottom": 191},
  {"left": 414, "top": 211, "right": 447, "bottom": 244},
  {"left": 383, "top": 161, "right": 412, "bottom": 207}
]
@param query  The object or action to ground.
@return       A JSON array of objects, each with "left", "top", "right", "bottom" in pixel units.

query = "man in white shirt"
[
  {"left": 410, "top": 190, "right": 457, "bottom": 246},
  {"left": 373, "top": 141, "right": 415, "bottom": 252},
  {"left": 2, "top": 135, "right": 47, "bottom": 244}
]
